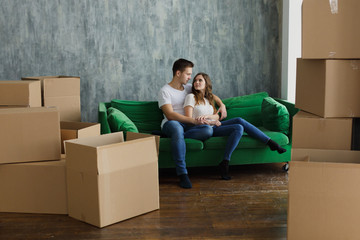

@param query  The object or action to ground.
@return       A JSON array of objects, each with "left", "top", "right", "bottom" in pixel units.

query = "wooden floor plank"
[{"left": 0, "top": 163, "right": 288, "bottom": 239}]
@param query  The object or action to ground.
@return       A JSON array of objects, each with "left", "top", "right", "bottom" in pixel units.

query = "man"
[{"left": 158, "top": 58, "right": 227, "bottom": 188}]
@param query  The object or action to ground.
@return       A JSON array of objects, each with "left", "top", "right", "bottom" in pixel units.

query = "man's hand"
[
  {"left": 217, "top": 104, "right": 227, "bottom": 120},
  {"left": 195, "top": 116, "right": 211, "bottom": 125}
]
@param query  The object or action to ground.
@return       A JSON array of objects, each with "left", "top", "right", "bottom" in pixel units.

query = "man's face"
[{"left": 178, "top": 67, "right": 193, "bottom": 85}]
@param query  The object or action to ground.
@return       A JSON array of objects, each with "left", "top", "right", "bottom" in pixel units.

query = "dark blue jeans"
[
  {"left": 162, "top": 120, "right": 213, "bottom": 175},
  {"left": 213, "top": 117, "right": 270, "bottom": 161}
]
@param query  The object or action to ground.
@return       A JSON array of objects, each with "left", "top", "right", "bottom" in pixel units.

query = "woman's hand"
[
  {"left": 217, "top": 104, "right": 227, "bottom": 120},
  {"left": 195, "top": 116, "right": 211, "bottom": 125}
]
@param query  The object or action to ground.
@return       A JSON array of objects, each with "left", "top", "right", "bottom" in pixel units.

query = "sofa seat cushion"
[
  {"left": 159, "top": 138, "right": 204, "bottom": 152},
  {"left": 204, "top": 127, "right": 289, "bottom": 150}
]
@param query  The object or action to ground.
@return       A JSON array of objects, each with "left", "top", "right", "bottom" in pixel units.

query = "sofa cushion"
[
  {"left": 107, "top": 107, "right": 139, "bottom": 134},
  {"left": 261, "top": 97, "right": 290, "bottom": 135},
  {"left": 159, "top": 138, "right": 204, "bottom": 152},
  {"left": 111, "top": 99, "right": 163, "bottom": 133},
  {"left": 222, "top": 92, "right": 269, "bottom": 108},
  {"left": 204, "top": 127, "right": 289, "bottom": 150}
]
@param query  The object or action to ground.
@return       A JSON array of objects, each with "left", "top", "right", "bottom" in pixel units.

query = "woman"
[{"left": 183, "top": 72, "right": 286, "bottom": 180}]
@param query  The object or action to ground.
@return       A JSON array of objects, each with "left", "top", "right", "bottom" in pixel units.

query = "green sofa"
[{"left": 98, "top": 92, "right": 299, "bottom": 170}]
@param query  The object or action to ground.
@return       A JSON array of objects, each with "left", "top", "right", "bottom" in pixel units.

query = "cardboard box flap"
[
  {"left": 291, "top": 148, "right": 360, "bottom": 165},
  {"left": 126, "top": 132, "right": 160, "bottom": 156},
  {"left": 65, "top": 143, "right": 99, "bottom": 173},
  {"left": 65, "top": 132, "right": 125, "bottom": 173},
  {"left": 61, "top": 121, "right": 99, "bottom": 130},
  {"left": 97, "top": 137, "right": 158, "bottom": 174},
  {"left": 65, "top": 132, "right": 158, "bottom": 175}
]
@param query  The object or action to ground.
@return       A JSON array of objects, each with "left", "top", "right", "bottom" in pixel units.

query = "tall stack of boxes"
[
  {"left": 0, "top": 76, "right": 159, "bottom": 227},
  {"left": 288, "top": 1, "right": 360, "bottom": 239}
]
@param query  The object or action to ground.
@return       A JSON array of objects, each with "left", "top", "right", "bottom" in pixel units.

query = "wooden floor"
[{"left": 0, "top": 163, "right": 288, "bottom": 240}]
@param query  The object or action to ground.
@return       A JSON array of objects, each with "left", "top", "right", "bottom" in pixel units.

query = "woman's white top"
[{"left": 184, "top": 93, "right": 214, "bottom": 119}]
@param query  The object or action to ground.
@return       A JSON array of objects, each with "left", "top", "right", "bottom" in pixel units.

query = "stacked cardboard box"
[
  {"left": 0, "top": 77, "right": 160, "bottom": 228},
  {"left": 21, "top": 76, "right": 81, "bottom": 121},
  {"left": 0, "top": 76, "right": 100, "bottom": 215},
  {"left": 288, "top": 1, "right": 360, "bottom": 239}
]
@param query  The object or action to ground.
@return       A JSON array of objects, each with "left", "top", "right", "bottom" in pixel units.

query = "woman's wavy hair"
[{"left": 192, "top": 72, "right": 216, "bottom": 113}]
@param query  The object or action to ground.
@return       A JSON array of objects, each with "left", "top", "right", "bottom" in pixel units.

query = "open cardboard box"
[
  {"left": 288, "top": 148, "right": 360, "bottom": 240},
  {"left": 60, "top": 121, "right": 101, "bottom": 154},
  {"left": 65, "top": 131, "right": 160, "bottom": 228},
  {"left": 0, "top": 159, "right": 67, "bottom": 214}
]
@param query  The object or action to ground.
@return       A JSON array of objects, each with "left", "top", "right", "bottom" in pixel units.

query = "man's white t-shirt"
[
  {"left": 183, "top": 93, "right": 214, "bottom": 119},
  {"left": 158, "top": 83, "right": 192, "bottom": 128}
]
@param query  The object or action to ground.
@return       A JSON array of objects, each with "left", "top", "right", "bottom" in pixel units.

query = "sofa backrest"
[
  {"left": 106, "top": 91, "right": 292, "bottom": 135},
  {"left": 222, "top": 92, "right": 269, "bottom": 127},
  {"left": 110, "top": 99, "right": 163, "bottom": 133}
]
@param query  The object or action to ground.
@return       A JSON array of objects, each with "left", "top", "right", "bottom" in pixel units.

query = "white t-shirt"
[
  {"left": 183, "top": 93, "right": 215, "bottom": 119},
  {"left": 158, "top": 83, "right": 192, "bottom": 128}
]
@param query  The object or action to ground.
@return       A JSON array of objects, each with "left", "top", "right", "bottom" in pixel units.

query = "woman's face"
[{"left": 193, "top": 75, "right": 206, "bottom": 92}]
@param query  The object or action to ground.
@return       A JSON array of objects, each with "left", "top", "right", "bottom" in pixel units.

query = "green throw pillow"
[
  {"left": 107, "top": 107, "right": 139, "bottom": 134},
  {"left": 261, "top": 97, "right": 289, "bottom": 135}
]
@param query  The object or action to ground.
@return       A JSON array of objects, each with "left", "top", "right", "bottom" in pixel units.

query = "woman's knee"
[
  {"left": 233, "top": 124, "right": 244, "bottom": 135},
  {"left": 202, "top": 125, "right": 213, "bottom": 138}
]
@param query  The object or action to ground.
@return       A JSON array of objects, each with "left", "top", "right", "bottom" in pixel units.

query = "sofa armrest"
[
  {"left": 98, "top": 102, "right": 112, "bottom": 134},
  {"left": 274, "top": 98, "right": 300, "bottom": 141}
]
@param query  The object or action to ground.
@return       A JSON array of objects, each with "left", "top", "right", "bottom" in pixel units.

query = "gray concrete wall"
[{"left": 0, "top": 0, "right": 282, "bottom": 122}]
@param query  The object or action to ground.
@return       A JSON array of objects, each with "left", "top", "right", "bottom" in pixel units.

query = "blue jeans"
[
  {"left": 213, "top": 117, "right": 270, "bottom": 161},
  {"left": 162, "top": 120, "right": 213, "bottom": 175}
]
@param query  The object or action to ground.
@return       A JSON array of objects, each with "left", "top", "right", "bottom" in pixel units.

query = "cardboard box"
[
  {"left": 65, "top": 132, "right": 159, "bottom": 228},
  {"left": 22, "top": 76, "right": 81, "bottom": 121},
  {"left": 302, "top": 0, "right": 360, "bottom": 59},
  {"left": 288, "top": 148, "right": 360, "bottom": 240},
  {"left": 0, "top": 80, "right": 41, "bottom": 107},
  {"left": 292, "top": 111, "right": 353, "bottom": 150},
  {"left": 60, "top": 121, "right": 101, "bottom": 154},
  {"left": 0, "top": 159, "right": 67, "bottom": 214},
  {"left": 0, "top": 107, "right": 61, "bottom": 164},
  {"left": 295, "top": 59, "right": 360, "bottom": 118}
]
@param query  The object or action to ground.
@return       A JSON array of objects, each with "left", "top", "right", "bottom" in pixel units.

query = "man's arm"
[
  {"left": 213, "top": 94, "right": 227, "bottom": 120},
  {"left": 161, "top": 104, "right": 197, "bottom": 125}
]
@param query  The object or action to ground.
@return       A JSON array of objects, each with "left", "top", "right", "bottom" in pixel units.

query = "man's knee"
[{"left": 163, "top": 120, "right": 184, "bottom": 137}]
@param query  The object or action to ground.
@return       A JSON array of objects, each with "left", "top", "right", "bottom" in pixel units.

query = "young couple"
[{"left": 158, "top": 59, "right": 285, "bottom": 189}]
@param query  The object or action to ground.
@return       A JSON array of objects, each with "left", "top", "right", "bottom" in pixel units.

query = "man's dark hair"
[{"left": 172, "top": 58, "right": 194, "bottom": 76}]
